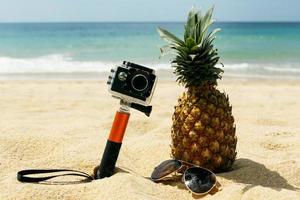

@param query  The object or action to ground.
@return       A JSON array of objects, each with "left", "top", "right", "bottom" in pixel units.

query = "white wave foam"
[
  {"left": 264, "top": 66, "right": 300, "bottom": 73},
  {"left": 0, "top": 55, "right": 117, "bottom": 73},
  {"left": 0, "top": 55, "right": 174, "bottom": 74},
  {"left": 223, "top": 63, "right": 300, "bottom": 76},
  {"left": 0, "top": 55, "right": 299, "bottom": 77},
  {"left": 224, "top": 63, "right": 250, "bottom": 70}
]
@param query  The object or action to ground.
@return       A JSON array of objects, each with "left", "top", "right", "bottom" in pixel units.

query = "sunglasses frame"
[{"left": 151, "top": 159, "right": 219, "bottom": 195}]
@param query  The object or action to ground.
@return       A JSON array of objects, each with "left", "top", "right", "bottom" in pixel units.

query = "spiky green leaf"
[
  {"left": 157, "top": 27, "right": 185, "bottom": 46},
  {"left": 157, "top": 6, "right": 224, "bottom": 87}
]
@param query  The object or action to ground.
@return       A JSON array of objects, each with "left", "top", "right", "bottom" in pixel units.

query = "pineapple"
[{"left": 157, "top": 7, "right": 237, "bottom": 172}]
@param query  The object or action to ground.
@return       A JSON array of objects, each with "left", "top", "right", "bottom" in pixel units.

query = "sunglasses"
[{"left": 151, "top": 159, "right": 221, "bottom": 195}]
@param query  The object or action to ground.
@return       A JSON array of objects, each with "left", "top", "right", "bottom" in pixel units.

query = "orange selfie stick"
[
  {"left": 108, "top": 112, "right": 130, "bottom": 143},
  {"left": 95, "top": 110, "right": 130, "bottom": 179}
]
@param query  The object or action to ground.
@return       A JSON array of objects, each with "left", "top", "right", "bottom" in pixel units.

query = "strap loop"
[{"left": 17, "top": 169, "right": 94, "bottom": 183}]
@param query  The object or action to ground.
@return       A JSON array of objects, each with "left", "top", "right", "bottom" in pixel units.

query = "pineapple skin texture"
[{"left": 171, "top": 85, "right": 237, "bottom": 172}]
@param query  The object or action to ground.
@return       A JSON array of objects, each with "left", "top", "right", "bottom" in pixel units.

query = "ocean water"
[{"left": 0, "top": 22, "right": 300, "bottom": 78}]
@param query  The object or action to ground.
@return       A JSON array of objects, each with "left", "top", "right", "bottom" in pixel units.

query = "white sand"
[{"left": 0, "top": 78, "right": 300, "bottom": 199}]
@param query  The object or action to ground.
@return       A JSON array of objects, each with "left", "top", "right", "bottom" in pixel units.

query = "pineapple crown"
[{"left": 157, "top": 7, "right": 223, "bottom": 87}]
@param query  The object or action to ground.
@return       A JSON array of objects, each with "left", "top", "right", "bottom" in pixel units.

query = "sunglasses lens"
[
  {"left": 184, "top": 167, "right": 216, "bottom": 194},
  {"left": 151, "top": 159, "right": 182, "bottom": 181}
]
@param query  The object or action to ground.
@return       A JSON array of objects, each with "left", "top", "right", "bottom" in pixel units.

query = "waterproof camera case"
[{"left": 107, "top": 61, "right": 157, "bottom": 106}]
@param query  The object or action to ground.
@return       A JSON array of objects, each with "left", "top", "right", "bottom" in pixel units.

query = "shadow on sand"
[
  {"left": 149, "top": 158, "right": 299, "bottom": 198},
  {"left": 218, "top": 158, "right": 299, "bottom": 193}
]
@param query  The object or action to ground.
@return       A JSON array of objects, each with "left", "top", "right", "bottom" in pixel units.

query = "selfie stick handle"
[{"left": 95, "top": 110, "right": 130, "bottom": 179}]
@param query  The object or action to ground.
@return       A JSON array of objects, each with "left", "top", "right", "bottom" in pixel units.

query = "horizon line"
[{"left": 0, "top": 20, "right": 300, "bottom": 24}]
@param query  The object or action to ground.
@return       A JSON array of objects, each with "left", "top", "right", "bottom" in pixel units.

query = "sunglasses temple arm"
[
  {"left": 95, "top": 111, "right": 130, "bottom": 179},
  {"left": 215, "top": 181, "right": 223, "bottom": 191}
]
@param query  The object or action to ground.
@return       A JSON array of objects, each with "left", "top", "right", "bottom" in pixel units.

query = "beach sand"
[{"left": 0, "top": 78, "right": 300, "bottom": 199}]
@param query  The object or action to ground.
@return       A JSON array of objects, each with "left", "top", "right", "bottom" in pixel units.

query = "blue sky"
[{"left": 1, "top": 0, "right": 299, "bottom": 22}]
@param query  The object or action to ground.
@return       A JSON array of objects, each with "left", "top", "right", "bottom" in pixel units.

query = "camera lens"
[{"left": 131, "top": 74, "right": 148, "bottom": 92}]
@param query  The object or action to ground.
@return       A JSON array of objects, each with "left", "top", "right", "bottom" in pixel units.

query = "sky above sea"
[{"left": 1, "top": 0, "right": 300, "bottom": 22}]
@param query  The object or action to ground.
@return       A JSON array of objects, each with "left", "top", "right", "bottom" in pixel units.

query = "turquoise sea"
[{"left": 0, "top": 22, "right": 300, "bottom": 77}]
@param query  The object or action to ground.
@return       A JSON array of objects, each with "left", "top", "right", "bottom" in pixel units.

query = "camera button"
[{"left": 118, "top": 72, "right": 127, "bottom": 81}]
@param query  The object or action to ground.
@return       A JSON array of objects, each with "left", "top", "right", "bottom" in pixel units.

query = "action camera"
[
  {"left": 95, "top": 62, "right": 157, "bottom": 179},
  {"left": 107, "top": 61, "right": 157, "bottom": 106}
]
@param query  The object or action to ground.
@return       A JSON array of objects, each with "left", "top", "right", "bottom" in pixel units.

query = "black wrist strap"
[{"left": 17, "top": 169, "right": 94, "bottom": 183}]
